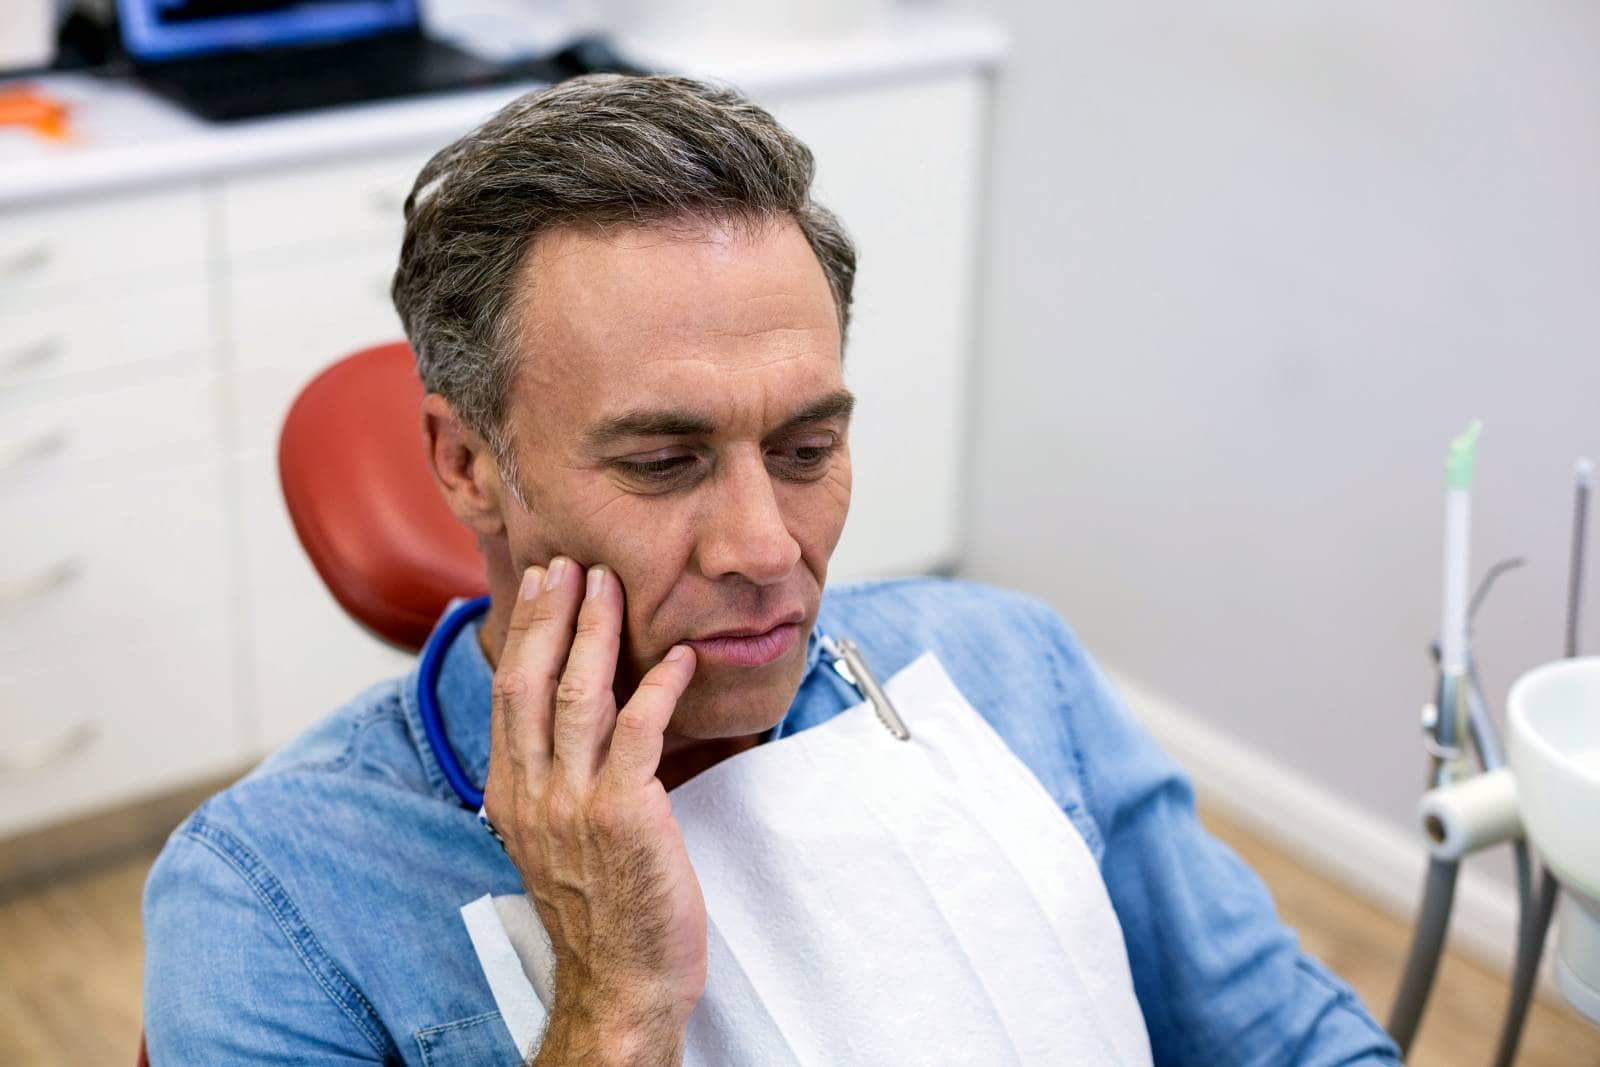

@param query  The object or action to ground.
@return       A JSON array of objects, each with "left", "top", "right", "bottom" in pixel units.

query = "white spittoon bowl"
[{"left": 1508, "top": 656, "right": 1600, "bottom": 1025}]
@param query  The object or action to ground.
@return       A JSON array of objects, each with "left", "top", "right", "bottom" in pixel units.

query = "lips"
[{"left": 686, "top": 615, "right": 804, "bottom": 668}]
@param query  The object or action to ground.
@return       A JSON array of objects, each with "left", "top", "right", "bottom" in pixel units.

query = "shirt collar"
[{"left": 402, "top": 603, "right": 832, "bottom": 804}]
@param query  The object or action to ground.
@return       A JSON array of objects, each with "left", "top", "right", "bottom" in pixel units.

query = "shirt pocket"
[{"left": 414, "top": 1011, "right": 525, "bottom": 1066}]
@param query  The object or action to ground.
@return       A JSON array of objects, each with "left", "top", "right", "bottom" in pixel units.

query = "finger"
[
  {"left": 492, "top": 558, "right": 582, "bottom": 775},
  {"left": 601, "top": 645, "right": 696, "bottom": 792},
  {"left": 488, "top": 564, "right": 544, "bottom": 767},
  {"left": 552, "top": 564, "right": 625, "bottom": 782}
]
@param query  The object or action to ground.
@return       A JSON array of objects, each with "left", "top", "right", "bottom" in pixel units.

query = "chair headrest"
[{"left": 279, "top": 342, "right": 488, "bottom": 652}]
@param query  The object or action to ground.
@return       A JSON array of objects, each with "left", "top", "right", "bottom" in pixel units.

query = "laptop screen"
[{"left": 118, "top": 0, "right": 420, "bottom": 62}]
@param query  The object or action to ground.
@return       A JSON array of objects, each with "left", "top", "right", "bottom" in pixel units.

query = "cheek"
[
  {"left": 499, "top": 509, "right": 561, "bottom": 574},
  {"left": 504, "top": 476, "right": 675, "bottom": 571},
  {"left": 792, "top": 459, "right": 853, "bottom": 559},
  {"left": 593, "top": 506, "right": 699, "bottom": 636}
]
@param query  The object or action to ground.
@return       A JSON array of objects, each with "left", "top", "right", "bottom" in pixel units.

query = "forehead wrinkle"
[
  {"left": 707, "top": 320, "right": 828, "bottom": 343},
  {"left": 518, "top": 219, "right": 835, "bottom": 362}
]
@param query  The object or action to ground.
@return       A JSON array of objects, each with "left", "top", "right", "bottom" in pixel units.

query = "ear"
[{"left": 421, "top": 393, "right": 508, "bottom": 537}]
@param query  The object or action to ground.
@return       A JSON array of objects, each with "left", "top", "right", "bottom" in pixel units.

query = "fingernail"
[
  {"left": 585, "top": 565, "right": 606, "bottom": 601},
  {"left": 543, "top": 557, "right": 567, "bottom": 591},
  {"left": 666, "top": 645, "right": 689, "bottom": 662},
  {"left": 519, "top": 567, "right": 544, "bottom": 600}
]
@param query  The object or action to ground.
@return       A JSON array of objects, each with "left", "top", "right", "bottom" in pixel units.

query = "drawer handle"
[
  {"left": 0, "top": 337, "right": 62, "bottom": 384},
  {"left": 0, "top": 558, "right": 81, "bottom": 607},
  {"left": 0, "top": 242, "right": 51, "bottom": 278},
  {"left": 0, "top": 427, "right": 68, "bottom": 473},
  {"left": 0, "top": 721, "right": 98, "bottom": 775}
]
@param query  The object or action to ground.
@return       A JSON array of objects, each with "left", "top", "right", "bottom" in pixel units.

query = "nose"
[{"left": 694, "top": 452, "right": 802, "bottom": 586}]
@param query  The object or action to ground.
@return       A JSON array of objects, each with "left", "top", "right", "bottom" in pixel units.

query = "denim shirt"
[{"left": 143, "top": 578, "right": 1400, "bottom": 1065}]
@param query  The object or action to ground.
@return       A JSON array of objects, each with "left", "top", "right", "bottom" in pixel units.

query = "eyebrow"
[
  {"left": 584, "top": 388, "right": 856, "bottom": 449},
  {"left": 773, "top": 389, "right": 856, "bottom": 435}
]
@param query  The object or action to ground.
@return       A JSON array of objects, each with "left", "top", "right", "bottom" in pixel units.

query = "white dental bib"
[{"left": 461, "top": 652, "right": 1153, "bottom": 1065}]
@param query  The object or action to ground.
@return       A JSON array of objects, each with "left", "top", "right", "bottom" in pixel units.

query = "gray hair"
[{"left": 390, "top": 73, "right": 857, "bottom": 492}]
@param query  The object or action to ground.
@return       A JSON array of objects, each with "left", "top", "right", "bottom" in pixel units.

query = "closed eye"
[
  {"left": 767, "top": 435, "right": 838, "bottom": 480},
  {"left": 615, "top": 453, "right": 698, "bottom": 483}
]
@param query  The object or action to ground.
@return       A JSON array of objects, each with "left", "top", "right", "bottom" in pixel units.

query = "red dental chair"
[
  {"left": 137, "top": 341, "right": 486, "bottom": 1066},
  {"left": 278, "top": 340, "right": 489, "bottom": 651}
]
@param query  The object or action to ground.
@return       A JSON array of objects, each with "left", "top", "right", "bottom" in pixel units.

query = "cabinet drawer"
[
  {"left": 0, "top": 278, "right": 210, "bottom": 389},
  {"left": 0, "top": 360, "right": 222, "bottom": 484},
  {"left": 220, "top": 145, "right": 437, "bottom": 263},
  {"left": 0, "top": 186, "right": 208, "bottom": 300},
  {"left": 0, "top": 615, "right": 245, "bottom": 838},
  {"left": 0, "top": 460, "right": 229, "bottom": 657}
]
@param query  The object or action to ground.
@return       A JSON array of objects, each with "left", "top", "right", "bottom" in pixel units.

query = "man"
[{"left": 143, "top": 75, "right": 1400, "bottom": 1064}]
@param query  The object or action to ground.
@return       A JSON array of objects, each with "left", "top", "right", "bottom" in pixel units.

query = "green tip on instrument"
[{"left": 1446, "top": 421, "right": 1482, "bottom": 491}]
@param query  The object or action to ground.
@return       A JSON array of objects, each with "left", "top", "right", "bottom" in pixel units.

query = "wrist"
[
  {"left": 539, "top": 979, "right": 690, "bottom": 1067},
  {"left": 538, "top": 1013, "right": 686, "bottom": 1067}
]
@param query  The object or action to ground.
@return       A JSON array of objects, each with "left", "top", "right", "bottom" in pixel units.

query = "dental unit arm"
[{"left": 1388, "top": 432, "right": 1596, "bottom": 1063}]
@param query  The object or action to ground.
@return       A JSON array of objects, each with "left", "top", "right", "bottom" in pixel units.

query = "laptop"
[{"left": 115, "top": 0, "right": 514, "bottom": 122}]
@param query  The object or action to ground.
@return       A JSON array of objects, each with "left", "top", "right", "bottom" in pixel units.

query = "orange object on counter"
[{"left": 0, "top": 85, "right": 72, "bottom": 141}]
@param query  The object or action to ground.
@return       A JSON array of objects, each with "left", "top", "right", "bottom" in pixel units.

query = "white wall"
[{"left": 962, "top": 0, "right": 1599, "bottom": 896}]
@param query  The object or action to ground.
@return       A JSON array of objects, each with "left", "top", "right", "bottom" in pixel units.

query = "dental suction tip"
[
  {"left": 1446, "top": 420, "right": 1483, "bottom": 490},
  {"left": 1577, "top": 457, "right": 1594, "bottom": 488}
]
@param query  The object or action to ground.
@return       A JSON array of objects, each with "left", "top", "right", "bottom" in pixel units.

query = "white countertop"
[{"left": 0, "top": 8, "right": 1005, "bottom": 210}]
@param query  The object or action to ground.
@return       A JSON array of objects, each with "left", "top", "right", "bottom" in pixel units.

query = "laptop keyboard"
[{"left": 138, "top": 34, "right": 509, "bottom": 122}]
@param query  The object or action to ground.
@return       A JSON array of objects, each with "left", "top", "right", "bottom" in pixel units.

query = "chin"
[{"left": 667, "top": 657, "right": 806, "bottom": 739}]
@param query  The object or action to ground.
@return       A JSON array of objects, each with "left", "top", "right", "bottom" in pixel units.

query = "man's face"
[{"left": 496, "top": 215, "right": 852, "bottom": 739}]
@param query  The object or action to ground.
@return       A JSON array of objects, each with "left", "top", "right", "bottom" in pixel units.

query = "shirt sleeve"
[
  {"left": 1027, "top": 601, "right": 1402, "bottom": 1066},
  {"left": 142, "top": 816, "right": 394, "bottom": 1065}
]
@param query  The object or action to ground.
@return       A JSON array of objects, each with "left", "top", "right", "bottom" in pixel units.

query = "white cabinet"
[
  {"left": 0, "top": 63, "right": 992, "bottom": 836},
  {"left": 0, "top": 186, "right": 208, "bottom": 295},
  {"left": 219, "top": 145, "right": 432, "bottom": 263},
  {"left": 0, "top": 415, "right": 229, "bottom": 656},
  {"left": 0, "top": 608, "right": 242, "bottom": 835},
  {"left": 0, "top": 186, "right": 243, "bottom": 837},
  {"left": 3, "top": 281, "right": 211, "bottom": 386}
]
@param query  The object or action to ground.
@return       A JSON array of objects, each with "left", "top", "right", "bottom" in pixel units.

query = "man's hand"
[{"left": 482, "top": 557, "right": 703, "bottom": 1066}]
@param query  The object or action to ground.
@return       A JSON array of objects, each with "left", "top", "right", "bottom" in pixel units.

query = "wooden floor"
[
  {"left": 0, "top": 806, "right": 1596, "bottom": 1064},
  {"left": 1198, "top": 810, "right": 1600, "bottom": 1066}
]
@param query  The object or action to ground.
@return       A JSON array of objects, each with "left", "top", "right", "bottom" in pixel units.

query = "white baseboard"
[{"left": 1102, "top": 664, "right": 1557, "bottom": 996}]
